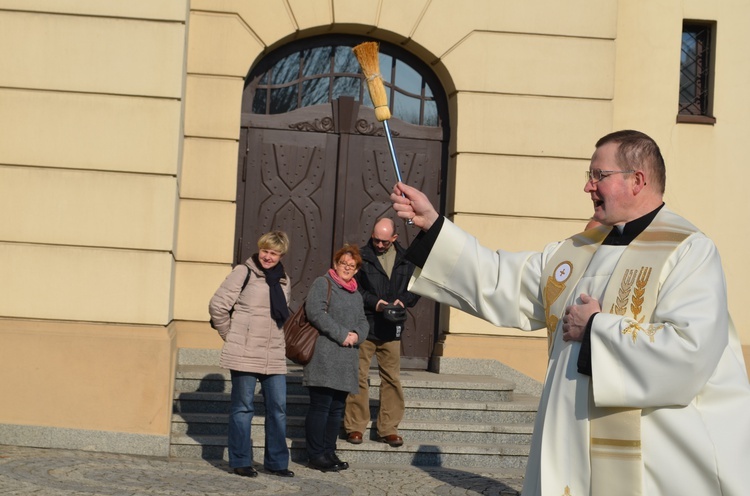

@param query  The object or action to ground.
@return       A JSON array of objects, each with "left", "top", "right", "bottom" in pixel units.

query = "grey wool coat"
[
  {"left": 302, "top": 273, "right": 368, "bottom": 394},
  {"left": 208, "top": 258, "right": 291, "bottom": 375}
]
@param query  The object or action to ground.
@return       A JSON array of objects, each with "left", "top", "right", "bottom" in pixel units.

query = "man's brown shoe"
[
  {"left": 379, "top": 434, "right": 403, "bottom": 447},
  {"left": 346, "top": 431, "right": 363, "bottom": 444}
]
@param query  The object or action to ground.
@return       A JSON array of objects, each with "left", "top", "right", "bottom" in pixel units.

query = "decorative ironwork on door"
[{"left": 235, "top": 36, "right": 449, "bottom": 369}]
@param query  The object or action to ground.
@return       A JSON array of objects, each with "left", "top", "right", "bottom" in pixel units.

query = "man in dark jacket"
[{"left": 344, "top": 217, "right": 420, "bottom": 447}]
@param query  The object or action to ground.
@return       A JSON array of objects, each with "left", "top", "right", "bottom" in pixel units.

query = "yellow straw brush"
[{"left": 352, "top": 41, "right": 413, "bottom": 224}]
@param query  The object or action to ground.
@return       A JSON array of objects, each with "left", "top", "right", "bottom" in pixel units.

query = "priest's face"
[{"left": 584, "top": 142, "right": 637, "bottom": 226}]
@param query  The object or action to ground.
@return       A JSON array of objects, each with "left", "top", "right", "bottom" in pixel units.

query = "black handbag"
[{"left": 377, "top": 303, "right": 407, "bottom": 341}]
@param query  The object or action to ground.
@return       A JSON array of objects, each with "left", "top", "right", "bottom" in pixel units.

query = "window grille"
[
  {"left": 247, "top": 37, "right": 440, "bottom": 127},
  {"left": 678, "top": 22, "right": 715, "bottom": 123}
]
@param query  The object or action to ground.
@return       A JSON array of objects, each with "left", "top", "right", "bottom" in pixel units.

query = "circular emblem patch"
[{"left": 554, "top": 261, "right": 573, "bottom": 283}]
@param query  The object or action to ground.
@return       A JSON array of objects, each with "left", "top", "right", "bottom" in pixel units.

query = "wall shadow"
[
  {"left": 413, "top": 445, "right": 522, "bottom": 496},
  {"left": 177, "top": 373, "right": 228, "bottom": 465}
]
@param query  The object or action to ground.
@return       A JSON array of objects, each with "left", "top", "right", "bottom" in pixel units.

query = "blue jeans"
[
  {"left": 305, "top": 386, "right": 348, "bottom": 458},
  {"left": 228, "top": 371, "right": 289, "bottom": 470}
]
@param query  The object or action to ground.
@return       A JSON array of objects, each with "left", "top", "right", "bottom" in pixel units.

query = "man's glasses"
[
  {"left": 372, "top": 237, "right": 392, "bottom": 247},
  {"left": 585, "top": 169, "right": 636, "bottom": 183},
  {"left": 337, "top": 261, "right": 357, "bottom": 270}
]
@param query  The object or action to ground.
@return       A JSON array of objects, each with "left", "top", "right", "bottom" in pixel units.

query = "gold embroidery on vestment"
[
  {"left": 562, "top": 486, "right": 572, "bottom": 496},
  {"left": 591, "top": 437, "right": 642, "bottom": 448},
  {"left": 622, "top": 321, "right": 663, "bottom": 343},
  {"left": 611, "top": 269, "right": 637, "bottom": 315},
  {"left": 544, "top": 261, "right": 573, "bottom": 334},
  {"left": 630, "top": 266, "right": 652, "bottom": 321},
  {"left": 544, "top": 275, "right": 565, "bottom": 330},
  {"left": 547, "top": 314, "right": 559, "bottom": 335},
  {"left": 615, "top": 266, "right": 660, "bottom": 342}
]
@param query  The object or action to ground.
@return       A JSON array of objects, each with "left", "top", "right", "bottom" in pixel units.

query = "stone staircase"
[{"left": 170, "top": 349, "right": 539, "bottom": 470}]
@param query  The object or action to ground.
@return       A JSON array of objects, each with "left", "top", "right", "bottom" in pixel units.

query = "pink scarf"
[{"left": 327, "top": 268, "right": 358, "bottom": 293}]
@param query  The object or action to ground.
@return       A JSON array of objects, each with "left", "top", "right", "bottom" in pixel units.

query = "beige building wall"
[
  {"left": 177, "top": 0, "right": 750, "bottom": 380},
  {"left": 178, "top": 0, "right": 750, "bottom": 378},
  {"left": 1, "top": 0, "right": 748, "bottom": 455},
  {"left": 0, "top": 1, "right": 188, "bottom": 455},
  {"left": 610, "top": 0, "right": 750, "bottom": 377}
]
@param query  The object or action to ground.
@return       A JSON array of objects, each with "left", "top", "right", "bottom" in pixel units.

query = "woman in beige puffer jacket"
[{"left": 208, "top": 231, "right": 294, "bottom": 478}]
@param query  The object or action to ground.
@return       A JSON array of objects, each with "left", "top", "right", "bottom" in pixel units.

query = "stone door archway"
[{"left": 235, "top": 36, "right": 449, "bottom": 369}]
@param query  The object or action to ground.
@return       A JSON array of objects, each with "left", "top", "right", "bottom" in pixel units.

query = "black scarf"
[{"left": 252, "top": 254, "right": 290, "bottom": 328}]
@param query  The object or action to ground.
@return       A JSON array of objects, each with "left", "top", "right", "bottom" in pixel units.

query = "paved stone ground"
[{"left": 0, "top": 445, "right": 523, "bottom": 495}]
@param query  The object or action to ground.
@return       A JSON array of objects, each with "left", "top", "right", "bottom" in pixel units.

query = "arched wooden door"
[{"left": 234, "top": 37, "right": 448, "bottom": 369}]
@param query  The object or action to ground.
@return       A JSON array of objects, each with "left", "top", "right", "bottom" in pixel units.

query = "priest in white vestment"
[{"left": 390, "top": 130, "right": 750, "bottom": 496}]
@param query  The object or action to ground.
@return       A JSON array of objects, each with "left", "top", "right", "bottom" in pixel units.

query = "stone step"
[
  {"left": 173, "top": 391, "right": 537, "bottom": 424},
  {"left": 171, "top": 412, "right": 534, "bottom": 445},
  {"left": 170, "top": 349, "right": 539, "bottom": 469},
  {"left": 169, "top": 434, "right": 529, "bottom": 470},
  {"left": 175, "top": 365, "right": 516, "bottom": 402}
]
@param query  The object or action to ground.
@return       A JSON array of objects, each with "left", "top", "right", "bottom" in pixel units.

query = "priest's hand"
[
  {"left": 391, "top": 182, "right": 440, "bottom": 231},
  {"left": 562, "top": 293, "right": 600, "bottom": 342}
]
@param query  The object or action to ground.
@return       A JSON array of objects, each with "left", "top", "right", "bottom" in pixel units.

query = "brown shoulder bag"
[{"left": 283, "top": 279, "right": 331, "bottom": 365}]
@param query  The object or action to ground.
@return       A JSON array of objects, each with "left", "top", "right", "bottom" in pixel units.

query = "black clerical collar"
[{"left": 603, "top": 203, "right": 665, "bottom": 245}]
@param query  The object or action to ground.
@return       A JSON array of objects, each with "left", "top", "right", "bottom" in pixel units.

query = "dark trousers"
[{"left": 305, "top": 386, "right": 348, "bottom": 458}]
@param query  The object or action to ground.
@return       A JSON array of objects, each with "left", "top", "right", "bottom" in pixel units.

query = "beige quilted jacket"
[{"left": 208, "top": 258, "right": 291, "bottom": 374}]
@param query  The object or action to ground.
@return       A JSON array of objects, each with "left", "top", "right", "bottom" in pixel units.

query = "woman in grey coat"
[
  {"left": 208, "top": 231, "right": 294, "bottom": 478},
  {"left": 303, "top": 244, "right": 368, "bottom": 472}
]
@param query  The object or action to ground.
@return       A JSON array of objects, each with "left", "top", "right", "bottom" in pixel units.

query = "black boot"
[
  {"left": 232, "top": 466, "right": 258, "bottom": 477},
  {"left": 327, "top": 452, "right": 349, "bottom": 470},
  {"left": 266, "top": 468, "right": 295, "bottom": 477},
  {"left": 308, "top": 454, "right": 340, "bottom": 472}
]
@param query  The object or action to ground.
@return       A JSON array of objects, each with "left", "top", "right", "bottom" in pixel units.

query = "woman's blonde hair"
[{"left": 257, "top": 231, "right": 290, "bottom": 255}]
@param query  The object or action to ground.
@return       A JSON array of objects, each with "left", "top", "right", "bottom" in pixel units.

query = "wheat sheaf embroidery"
[
  {"left": 630, "top": 266, "right": 651, "bottom": 321},
  {"left": 611, "top": 269, "right": 637, "bottom": 315},
  {"left": 623, "top": 321, "right": 664, "bottom": 343},
  {"left": 618, "top": 265, "right": 664, "bottom": 343}
]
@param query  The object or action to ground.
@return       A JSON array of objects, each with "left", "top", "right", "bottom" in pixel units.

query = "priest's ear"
[{"left": 633, "top": 170, "right": 648, "bottom": 193}]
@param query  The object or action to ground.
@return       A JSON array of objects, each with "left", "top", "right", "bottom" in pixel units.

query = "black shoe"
[
  {"left": 266, "top": 468, "right": 295, "bottom": 477},
  {"left": 327, "top": 453, "right": 349, "bottom": 470},
  {"left": 308, "top": 454, "right": 341, "bottom": 472},
  {"left": 233, "top": 466, "right": 258, "bottom": 478}
]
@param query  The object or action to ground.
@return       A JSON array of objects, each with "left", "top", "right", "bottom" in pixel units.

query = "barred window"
[
  {"left": 678, "top": 22, "right": 716, "bottom": 124},
  {"left": 247, "top": 36, "right": 440, "bottom": 127}
]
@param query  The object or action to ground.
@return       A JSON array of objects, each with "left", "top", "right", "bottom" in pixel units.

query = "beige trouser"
[{"left": 344, "top": 339, "right": 404, "bottom": 437}]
